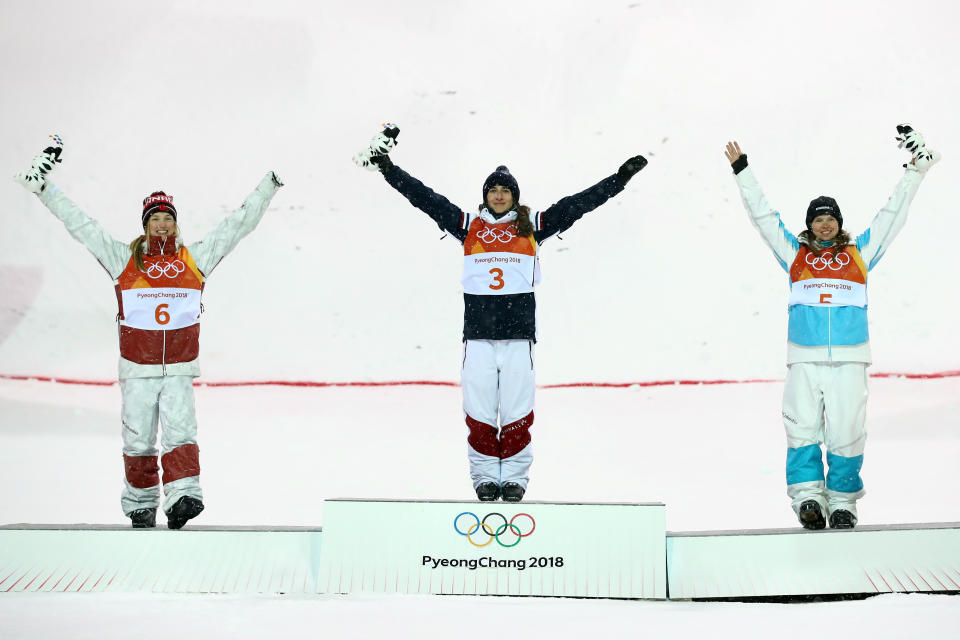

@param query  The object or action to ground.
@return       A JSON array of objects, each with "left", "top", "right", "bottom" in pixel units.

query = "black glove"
[
  {"left": 353, "top": 123, "right": 399, "bottom": 171},
  {"left": 617, "top": 155, "right": 647, "bottom": 183},
  {"left": 370, "top": 153, "right": 394, "bottom": 173}
]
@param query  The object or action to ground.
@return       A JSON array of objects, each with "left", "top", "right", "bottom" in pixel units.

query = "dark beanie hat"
[
  {"left": 482, "top": 165, "right": 519, "bottom": 204},
  {"left": 806, "top": 196, "right": 842, "bottom": 230},
  {"left": 142, "top": 191, "right": 178, "bottom": 227}
]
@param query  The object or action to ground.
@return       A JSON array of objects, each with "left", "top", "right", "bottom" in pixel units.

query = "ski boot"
[
  {"left": 165, "top": 496, "right": 204, "bottom": 530},
  {"left": 501, "top": 482, "right": 525, "bottom": 503},
  {"left": 475, "top": 482, "right": 501, "bottom": 502},
  {"left": 829, "top": 509, "right": 856, "bottom": 529},
  {"left": 797, "top": 500, "right": 826, "bottom": 530},
  {"left": 129, "top": 508, "right": 157, "bottom": 529}
]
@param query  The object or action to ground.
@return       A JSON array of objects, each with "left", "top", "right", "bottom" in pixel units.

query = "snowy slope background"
[
  {"left": 1, "top": 1, "right": 960, "bottom": 636},
  {"left": 1, "top": 0, "right": 958, "bottom": 384}
]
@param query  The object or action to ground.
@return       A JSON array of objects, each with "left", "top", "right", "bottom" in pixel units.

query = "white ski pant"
[
  {"left": 120, "top": 376, "right": 203, "bottom": 516},
  {"left": 782, "top": 362, "right": 868, "bottom": 518},
  {"left": 462, "top": 339, "right": 535, "bottom": 490}
]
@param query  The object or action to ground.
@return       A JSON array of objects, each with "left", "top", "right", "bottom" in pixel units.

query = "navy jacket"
[{"left": 382, "top": 165, "right": 627, "bottom": 341}]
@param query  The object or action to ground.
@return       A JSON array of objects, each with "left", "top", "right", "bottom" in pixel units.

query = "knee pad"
[
  {"left": 500, "top": 411, "right": 533, "bottom": 459},
  {"left": 465, "top": 415, "right": 500, "bottom": 458},
  {"left": 161, "top": 443, "right": 200, "bottom": 485},
  {"left": 123, "top": 454, "right": 160, "bottom": 489}
]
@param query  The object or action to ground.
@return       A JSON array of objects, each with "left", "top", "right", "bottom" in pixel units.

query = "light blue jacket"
[{"left": 735, "top": 165, "right": 924, "bottom": 364}]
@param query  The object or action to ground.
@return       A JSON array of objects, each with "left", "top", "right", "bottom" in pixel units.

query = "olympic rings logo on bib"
[
  {"left": 145, "top": 260, "right": 186, "bottom": 279},
  {"left": 454, "top": 512, "right": 536, "bottom": 547},
  {"left": 477, "top": 226, "right": 517, "bottom": 244},
  {"left": 805, "top": 251, "right": 850, "bottom": 271}
]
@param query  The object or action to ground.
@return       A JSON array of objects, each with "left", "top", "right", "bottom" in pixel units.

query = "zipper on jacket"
[
  {"left": 162, "top": 330, "right": 167, "bottom": 376},
  {"left": 827, "top": 307, "right": 832, "bottom": 360}
]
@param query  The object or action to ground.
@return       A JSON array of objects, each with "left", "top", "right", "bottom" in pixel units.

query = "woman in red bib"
[
  {"left": 15, "top": 137, "right": 283, "bottom": 529},
  {"left": 724, "top": 125, "right": 939, "bottom": 530},
  {"left": 356, "top": 125, "right": 646, "bottom": 502}
]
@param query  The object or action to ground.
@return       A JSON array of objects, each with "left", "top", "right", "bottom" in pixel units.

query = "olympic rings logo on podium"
[
  {"left": 805, "top": 251, "right": 850, "bottom": 271},
  {"left": 454, "top": 512, "right": 536, "bottom": 548},
  {"left": 145, "top": 260, "right": 186, "bottom": 279}
]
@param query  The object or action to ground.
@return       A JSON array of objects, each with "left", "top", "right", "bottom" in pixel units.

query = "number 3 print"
[{"left": 489, "top": 268, "right": 505, "bottom": 290}]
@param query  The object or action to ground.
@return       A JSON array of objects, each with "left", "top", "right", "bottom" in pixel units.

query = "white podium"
[{"left": 317, "top": 499, "right": 667, "bottom": 599}]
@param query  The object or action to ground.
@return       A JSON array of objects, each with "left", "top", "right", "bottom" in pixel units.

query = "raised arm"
[
  {"left": 380, "top": 163, "right": 467, "bottom": 239},
  {"left": 188, "top": 172, "right": 284, "bottom": 276},
  {"left": 14, "top": 137, "right": 130, "bottom": 278},
  {"left": 855, "top": 124, "right": 940, "bottom": 270},
  {"left": 726, "top": 141, "right": 800, "bottom": 271},
  {"left": 534, "top": 155, "right": 646, "bottom": 242},
  {"left": 355, "top": 124, "right": 466, "bottom": 239}
]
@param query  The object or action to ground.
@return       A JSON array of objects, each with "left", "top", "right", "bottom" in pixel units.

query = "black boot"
[
  {"left": 129, "top": 508, "right": 157, "bottom": 529},
  {"left": 501, "top": 482, "right": 525, "bottom": 503},
  {"left": 798, "top": 500, "right": 826, "bottom": 530},
  {"left": 165, "top": 496, "right": 204, "bottom": 530},
  {"left": 475, "top": 482, "right": 501, "bottom": 502},
  {"left": 829, "top": 509, "right": 857, "bottom": 529}
]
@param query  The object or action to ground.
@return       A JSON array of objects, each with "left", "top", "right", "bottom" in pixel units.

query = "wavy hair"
[
  {"left": 478, "top": 203, "right": 534, "bottom": 237},
  {"left": 798, "top": 229, "right": 851, "bottom": 258}
]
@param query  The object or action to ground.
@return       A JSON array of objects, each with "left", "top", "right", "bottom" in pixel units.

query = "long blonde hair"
[{"left": 128, "top": 226, "right": 181, "bottom": 272}]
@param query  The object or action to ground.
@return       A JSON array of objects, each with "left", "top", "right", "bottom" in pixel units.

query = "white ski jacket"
[{"left": 36, "top": 172, "right": 282, "bottom": 379}]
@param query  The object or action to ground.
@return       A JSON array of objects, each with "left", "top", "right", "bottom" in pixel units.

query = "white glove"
[
  {"left": 353, "top": 123, "right": 399, "bottom": 171},
  {"left": 912, "top": 148, "right": 941, "bottom": 172},
  {"left": 13, "top": 134, "right": 63, "bottom": 193},
  {"left": 896, "top": 124, "right": 940, "bottom": 172}
]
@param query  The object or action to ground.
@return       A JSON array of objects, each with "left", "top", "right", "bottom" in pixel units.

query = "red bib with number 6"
[
  {"left": 462, "top": 218, "right": 539, "bottom": 296},
  {"left": 115, "top": 244, "right": 204, "bottom": 365}
]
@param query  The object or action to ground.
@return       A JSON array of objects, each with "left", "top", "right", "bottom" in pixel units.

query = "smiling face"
[
  {"left": 810, "top": 214, "right": 839, "bottom": 242},
  {"left": 146, "top": 212, "right": 177, "bottom": 238},
  {"left": 486, "top": 185, "right": 514, "bottom": 214}
]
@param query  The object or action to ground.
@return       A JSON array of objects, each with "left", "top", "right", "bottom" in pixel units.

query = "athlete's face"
[
  {"left": 486, "top": 185, "right": 514, "bottom": 214},
  {"left": 810, "top": 215, "right": 839, "bottom": 242},
  {"left": 146, "top": 212, "right": 177, "bottom": 238}
]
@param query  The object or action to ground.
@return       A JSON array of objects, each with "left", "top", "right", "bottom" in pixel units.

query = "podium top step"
[
  {"left": 325, "top": 498, "right": 666, "bottom": 506},
  {"left": 667, "top": 521, "right": 960, "bottom": 537},
  {"left": 0, "top": 524, "right": 322, "bottom": 532}
]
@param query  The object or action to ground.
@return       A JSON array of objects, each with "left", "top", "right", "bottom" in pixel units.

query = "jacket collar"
[
  {"left": 144, "top": 234, "right": 180, "bottom": 257},
  {"left": 478, "top": 207, "right": 518, "bottom": 224}
]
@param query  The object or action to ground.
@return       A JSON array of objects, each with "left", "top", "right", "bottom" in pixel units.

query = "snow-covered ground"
[{"left": 2, "top": 0, "right": 960, "bottom": 636}]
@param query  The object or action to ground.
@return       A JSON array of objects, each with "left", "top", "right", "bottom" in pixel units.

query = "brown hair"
[
  {"left": 798, "top": 229, "right": 851, "bottom": 258},
  {"left": 478, "top": 203, "right": 534, "bottom": 238}
]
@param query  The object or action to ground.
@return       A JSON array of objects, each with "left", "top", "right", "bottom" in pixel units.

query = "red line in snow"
[
  {"left": 3, "top": 370, "right": 958, "bottom": 389},
  {"left": 0, "top": 374, "right": 116, "bottom": 386}
]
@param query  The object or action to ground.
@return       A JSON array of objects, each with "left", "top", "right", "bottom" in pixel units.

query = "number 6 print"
[
  {"left": 489, "top": 268, "right": 505, "bottom": 290},
  {"left": 155, "top": 303, "right": 171, "bottom": 325}
]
